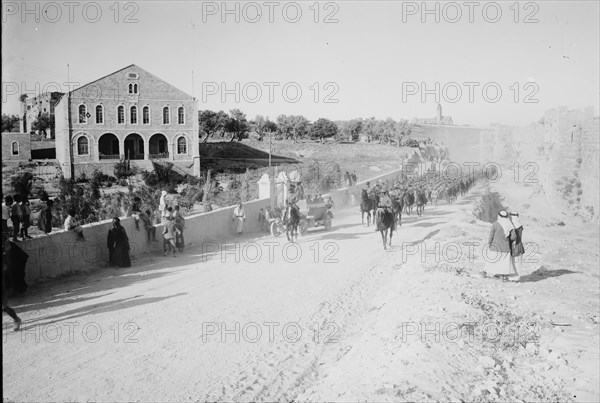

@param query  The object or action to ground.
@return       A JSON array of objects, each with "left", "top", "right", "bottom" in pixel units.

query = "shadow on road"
[
  {"left": 518, "top": 266, "right": 577, "bottom": 283},
  {"left": 22, "top": 292, "right": 188, "bottom": 328}
]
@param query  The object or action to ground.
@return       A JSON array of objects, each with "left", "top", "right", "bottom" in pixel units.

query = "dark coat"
[
  {"left": 3, "top": 241, "right": 29, "bottom": 293},
  {"left": 107, "top": 226, "right": 131, "bottom": 268},
  {"left": 37, "top": 207, "right": 53, "bottom": 233}
]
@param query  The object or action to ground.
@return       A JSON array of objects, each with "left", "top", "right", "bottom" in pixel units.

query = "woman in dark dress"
[
  {"left": 107, "top": 217, "right": 131, "bottom": 268},
  {"left": 37, "top": 199, "right": 54, "bottom": 234}
]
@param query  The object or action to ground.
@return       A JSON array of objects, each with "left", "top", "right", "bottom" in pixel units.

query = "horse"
[
  {"left": 375, "top": 205, "right": 395, "bottom": 250},
  {"left": 284, "top": 204, "right": 301, "bottom": 242},
  {"left": 403, "top": 191, "right": 415, "bottom": 215},
  {"left": 415, "top": 189, "right": 427, "bottom": 217},
  {"left": 390, "top": 194, "right": 404, "bottom": 228},
  {"left": 360, "top": 188, "right": 375, "bottom": 226}
]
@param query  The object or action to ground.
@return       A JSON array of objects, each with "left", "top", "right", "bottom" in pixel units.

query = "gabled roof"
[{"left": 69, "top": 64, "right": 194, "bottom": 99}]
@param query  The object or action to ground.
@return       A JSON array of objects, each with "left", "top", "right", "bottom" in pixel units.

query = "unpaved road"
[
  {"left": 3, "top": 193, "right": 447, "bottom": 402},
  {"left": 3, "top": 181, "right": 599, "bottom": 402}
]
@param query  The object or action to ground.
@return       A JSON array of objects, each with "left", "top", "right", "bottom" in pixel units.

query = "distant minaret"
[{"left": 436, "top": 103, "right": 442, "bottom": 122}]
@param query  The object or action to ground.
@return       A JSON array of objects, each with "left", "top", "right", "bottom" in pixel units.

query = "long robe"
[
  {"left": 107, "top": 226, "right": 131, "bottom": 268},
  {"left": 232, "top": 206, "right": 246, "bottom": 233},
  {"left": 486, "top": 222, "right": 517, "bottom": 276},
  {"left": 37, "top": 207, "right": 53, "bottom": 233},
  {"left": 3, "top": 241, "right": 29, "bottom": 293}
]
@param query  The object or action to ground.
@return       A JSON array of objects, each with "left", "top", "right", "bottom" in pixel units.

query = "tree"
[
  {"left": 1, "top": 114, "right": 21, "bottom": 133},
  {"left": 224, "top": 109, "right": 250, "bottom": 142},
  {"left": 277, "top": 115, "right": 310, "bottom": 142},
  {"left": 337, "top": 119, "right": 362, "bottom": 142},
  {"left": 10, "top": 171, "right": 35, "bottom": 197},
  {"left": 310, "top": 118, "right": 338, "bottom": 142},
  {"left": 199, "top": 110, "right": 228, "bottom": 142},
  {"left": 252, "top": 115, "right": 277, "bottom": 141},
  {"left": 361, "top": 117, "right": 378, "bottom": 143},
  {"left": 31, "top": 112, "right": 55, "bottom": 138}
]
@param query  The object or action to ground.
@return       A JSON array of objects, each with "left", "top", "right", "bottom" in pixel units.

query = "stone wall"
[
  {"left": 2, "top": 132, "right": 31, "bottom": 162},
  {"left": 18, "top": 197, "right": 270, "bottom": 285},
  {"left": 480, "top": 107, "right": 599, "bottom": 222},
  {"left": 16, "top": 167, "right": 407, "bottom": 286}
]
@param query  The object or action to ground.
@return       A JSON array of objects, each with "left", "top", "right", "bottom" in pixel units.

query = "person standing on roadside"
[
  {"left": 484, "top": 210, "right": 517, "bottom": 281},
  {"left": 20, "top": 197, "right": 32, "bottom": 239},
  {"left": 158, "top": 190, "right": 168, "bottom": 223},
  {"left": 232, "top": 202, "right": 246, "bottom": 235},
  {"left": 162, "top": 214, "right": 179, "bottom": 257},
  {"left": 10, "top": 195, "right": 23, "bottom": 242},
  {"left": 2, "top": 196, "right": 12, "bottom": 236},
  {"left": 2, "top": 234, "right": 22, "bottom": 331},
  {"left": 509, "top": 211, "right": 525, "bottom": 282}
]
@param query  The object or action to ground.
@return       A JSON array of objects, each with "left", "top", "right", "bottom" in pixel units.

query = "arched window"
[
  {"left": 143, "top": 106, "right": 150, "bottom": 124},
  {"left": 177, "top": 137, "right": 187, "bottom": 154},
  {"left": 95, "top": 105, "right": 103, "bottom": 124},
  {"left": 134, "top": 83, "right": 138, "bottom": 94},
  {"left": 11, "top": 141, "right": 19, "bottom": 155},
  {"left": 78, "top": 105, "right": 87, "bottom": 123},
  {"left": 162, "top": 107, "right": 170, "bottom": 124},
  {"left": 178, "top": 107, "right": 185, "bottom": 124},
  {"left": 77, "top": 137, "right": 89, "bottom": 155},
  {"left": 128, "top": 83, "right": 133, "bottom": 94},
  {"left": 130, "top": 106, "right": 137, "bottom": 124},
  {"left": 117, "top": 106, "right": 125, "bottom": 124}
]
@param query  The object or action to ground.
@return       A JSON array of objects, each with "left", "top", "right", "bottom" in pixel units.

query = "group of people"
[
  {"left": 2, "top": 195, "right": 33, "bottom": 242},
  {"left": 344, "top": 171, "right": 358, "bottom": 187}
]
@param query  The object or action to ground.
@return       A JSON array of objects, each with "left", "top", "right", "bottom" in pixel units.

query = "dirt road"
[{"left": 3, "top": 180, "right": 599, "bottom": 402}]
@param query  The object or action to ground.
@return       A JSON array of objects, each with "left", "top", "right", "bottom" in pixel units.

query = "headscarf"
[
  {"left": 112, "top": 216, "right": 121, "bottom": 228},
  {"left": 496, "top": 210, "right": 514, "bottom": 237},
  {"left": 510, "top": 212, "right": 522, "bottom": 229}
]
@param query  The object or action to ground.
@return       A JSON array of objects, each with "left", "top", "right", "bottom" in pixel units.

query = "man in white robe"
[{"left": 232, "top": 203, "right": 246, "bottom": 234}]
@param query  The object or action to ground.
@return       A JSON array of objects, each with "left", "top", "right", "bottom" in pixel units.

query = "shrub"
[
  {"left": 32, "top": 183, "right": 48, "bottom": 200},
  {"left": 10, "top": 171, "right": 35, "bottom": 197},
  {"left": 77, "top": 172, "right": 89, "bottom": 183},
  {"left": 114, "top": 160, "right": 136, "bottom": 179},
  {"left": 54, "top": 175, "right": 102, "bottom": 224}
]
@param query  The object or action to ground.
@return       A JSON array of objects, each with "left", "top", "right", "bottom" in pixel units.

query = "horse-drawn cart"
[{"left": 298, "top": 200, "right": 333, "bottom": 235}]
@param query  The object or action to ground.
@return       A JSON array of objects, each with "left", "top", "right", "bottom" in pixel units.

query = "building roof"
[{"left": 66, "top": 64, "right": 194, "bottom": 99}]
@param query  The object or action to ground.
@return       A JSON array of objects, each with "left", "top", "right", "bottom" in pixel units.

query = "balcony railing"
[
  {"left": 149, "top": 152, "right": 169, "bottom": 159},
  {"left": 99, "top": 154, "right": 121, "bottom": 160}
]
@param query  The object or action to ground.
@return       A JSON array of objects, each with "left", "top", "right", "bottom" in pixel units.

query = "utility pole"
[
  {"left": 67, "top": 63, "right": 75, "bottom": 179},
  {"left": 269, "top": 128, "right": 276, "bottom": 210}
]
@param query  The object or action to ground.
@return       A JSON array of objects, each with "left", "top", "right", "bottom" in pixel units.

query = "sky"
[{"left": 2, "top": 0, "right": 599, "bottom": 126}]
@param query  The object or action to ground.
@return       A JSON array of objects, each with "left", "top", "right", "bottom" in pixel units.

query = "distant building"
[
  {"left": 21, "top": 92, "right": 64, "bottom": 137},
  {"left": 1, "top": 133, "right": 31, "bottom": 163},
  {"left": 54, "top": 64, "right": 200, "bottom": 178},
  {"left": 411, "top": 103, "right": 454, "bottom": 125}
]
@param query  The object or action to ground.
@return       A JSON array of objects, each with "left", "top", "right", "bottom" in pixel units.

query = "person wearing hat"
[{"left": 484, "top": 210, "right": 517, "bottom": 281}]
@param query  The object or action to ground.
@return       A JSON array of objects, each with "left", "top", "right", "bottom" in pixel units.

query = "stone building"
[
  {"left": 54, "top": 64, "right": 200, "bottom": 178},
  {"left": 1, "top": 133, "right": 31, "bottom": 163},
  {"left": 21, "top": 92, "right": 63, "bottom": 137},
  {"left": 412, "top": 103, "right": 454, "bottom": 125}
]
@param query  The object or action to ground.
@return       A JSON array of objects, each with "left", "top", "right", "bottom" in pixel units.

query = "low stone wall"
[
  {"left": 16, "top": 167, "right": 406, "bottom": 286},
  {"left": 18, "top": 197, "right": 270, "bottom": 285}
]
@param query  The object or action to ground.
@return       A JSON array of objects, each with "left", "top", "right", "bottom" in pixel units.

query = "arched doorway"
[
  {"left": 98, "top": 133, "right": 120, "bottom": 160},
  {"left": 149, "top": 133, "right": 169, "bottom": 159},
  {"left": 124, "top": 133, "right": 144, "bottom": 160}
]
